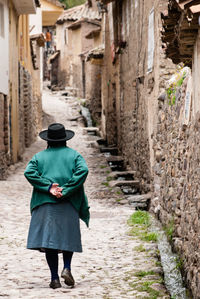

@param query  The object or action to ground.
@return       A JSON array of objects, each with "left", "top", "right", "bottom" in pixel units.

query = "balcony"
[{"left": 12, "top": 0, "right": 36, "bottom": 15}]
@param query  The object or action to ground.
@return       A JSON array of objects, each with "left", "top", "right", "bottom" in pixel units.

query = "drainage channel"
[
  {"left": 80, "top": 105, "right": 93, "bottom": 127},
  {"left": 151, "top": 218, "right": 190, "bottom": 299}
]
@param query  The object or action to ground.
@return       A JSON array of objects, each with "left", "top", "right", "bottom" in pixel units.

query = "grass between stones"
[
  {"left": 102, "top": 182, "right": 109, "bottom": 187},
  {"left": 126, "top": 211, "right": 169, "bottom": 298},
  {"left": 99, "top": 165, "right": 107, "bottom": 169},
  {"left": 134, "top": 270, "right": 157, "bottom": 278},
  {"left": 134, "top": 244, "right": 146, "bottom": 252},
  {"left": 127, "top": 210, "right": 158, "bottom": 242},
  {"left": 128, "top": 280, "right": 162, "bottom": 299}
]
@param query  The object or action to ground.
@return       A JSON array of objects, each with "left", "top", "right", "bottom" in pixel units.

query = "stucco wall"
[
  {"left": 9, "top": 1, "right": 19, "bottom": 163},
  {"left": 0, "top": 0, "right": 9, "bottom": 95},
  {"left": 57, "top": 20, "right": 102, "bottom": 97},
  {"left": 56, "top": 23, "right": 82, "bottom": 92}
]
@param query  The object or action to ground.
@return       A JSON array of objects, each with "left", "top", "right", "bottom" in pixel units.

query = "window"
[{"left": 0, "top": 2, "right": 4, "bottom": 38}]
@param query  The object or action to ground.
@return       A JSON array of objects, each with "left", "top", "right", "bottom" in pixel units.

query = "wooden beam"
[{"left": 184, "top": 0, "right": 200, "bottom": 9}]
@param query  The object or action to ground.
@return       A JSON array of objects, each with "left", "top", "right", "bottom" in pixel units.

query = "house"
[
  {"left": 40, "top": 0, "right": 65, "bottom": 80},
  {"left": 98, "top": 0, "right": 177, "bottom": 187},
  {"left": 0, "top": 0, "right": 41, "bottom": 178},
  {"left": 41, "top": 0, "right": 65, "bottom": 27},
  {"left": 56, "top": 1, "right": 102, "bottom": 101},
  {"left": 29, "top": 1, "right": 46, "bottom": 138}
]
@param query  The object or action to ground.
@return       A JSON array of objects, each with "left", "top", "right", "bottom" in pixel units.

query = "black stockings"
[{"left": 45, "top": 249, "right": 73, "bottom": 281}]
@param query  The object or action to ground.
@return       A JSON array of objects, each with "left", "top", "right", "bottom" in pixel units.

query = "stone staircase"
[{"left": 82, "top": 132, "right": 151, "bottom": 210}]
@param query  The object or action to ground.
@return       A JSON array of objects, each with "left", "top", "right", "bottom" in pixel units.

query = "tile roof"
[
  {"left": 86, "top": 44, "right": 105, "bottom": 60},
  {"left": 57, "top": 4, "right": 101, "bottom": 24},
  {"left": 80, "top": 44, "right": 104, "bottom": 60},
  {"left": 67, "top": 18, "right": 101, "bottom": 30},
  {"left": 85, "top": 27, "right": 101, "bottom": 39}
]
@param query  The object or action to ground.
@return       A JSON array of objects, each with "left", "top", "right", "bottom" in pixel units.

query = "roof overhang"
[
  {"left": 97, "top": 0, "right": 115, "bottom": 3},
  {"left": 30, "top": 33, "right": 45, "bottom": 47},
  {"left": 41, "top": 0, "right": 64, "bottom": 26},
  {"left": 49, "top": 50, "right": 60, "bottom": 62},
  {"left": 12, "top": 0, "right": 37, "bottom": 15},
  {"left": 178, "top": 0, "right": 200, "bottom": 13},
  {"left": 161, "top": 0, "right": 199, "bottom": 67},
  {"left": 178, "top": 0, "right": 200, "bottom": 9},
  {"left": 68, "top": 18, "right": 101, "bottom": 30},
  {"left": 80, "top": 45, "right": 104, "bottom": 61},
  {"left": 85, "top": 27, "right": 101, "bottom": 39}
]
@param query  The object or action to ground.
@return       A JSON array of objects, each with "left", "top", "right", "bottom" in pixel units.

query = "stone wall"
[
  {"left": 0, "top": 93, "right": 10, "bottom": 179},
  {"left": 101, "top": 0, "right": 173, "bottom": 192},
  {"left": 151, "top": 74, "right": 200, "bottom": 298},
  {"left": 85, "top": 60, "right": 102, "bottom": 126},
  {"left": 101, "top": 14, "right": 120, "bottom": 147},
  {"left": 31, "top": 46, "right": 43, "bottom": 136},
  {"left": 19, "top": 64, "right": 37, "bottom": 155}
]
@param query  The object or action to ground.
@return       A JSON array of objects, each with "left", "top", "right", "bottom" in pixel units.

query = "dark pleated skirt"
[{"left": 27, "top": 201, "right": 82, "bottom": 252}]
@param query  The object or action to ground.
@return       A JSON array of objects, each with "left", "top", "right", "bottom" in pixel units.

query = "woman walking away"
[{"left": 24, "top": 123, "right": 90, "bottom": 289}]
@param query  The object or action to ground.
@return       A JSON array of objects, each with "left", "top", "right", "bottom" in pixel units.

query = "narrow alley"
[{"left": 0, "top": 88, "right": 169, "bottom": 299}]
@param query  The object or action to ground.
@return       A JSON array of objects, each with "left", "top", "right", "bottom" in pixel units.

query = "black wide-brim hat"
[{"left": 39, "top": 123, "right": 75, "bottom": 142}]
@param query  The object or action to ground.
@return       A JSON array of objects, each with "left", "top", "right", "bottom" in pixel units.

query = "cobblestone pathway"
[{"left": 0, "top": 89, "right": 170, "bottom": 298}]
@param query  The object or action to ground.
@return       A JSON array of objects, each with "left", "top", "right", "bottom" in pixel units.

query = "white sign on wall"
[
  {"left": 0, "top": 0, "right": 9, "bottom": 95},
  {"left": 183, "top": 76, "right": 192, "bottom": 125},
  {"left": 147, "top": 7, "right": 154, "bottom": 74},
  {"left": 108, "top": 3, "right": 114, "bottom": 44}
]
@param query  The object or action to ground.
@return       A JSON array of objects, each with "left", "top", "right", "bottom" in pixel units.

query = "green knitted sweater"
[{"left": 24, "top": 146, "right": 90, "bottom": 227}]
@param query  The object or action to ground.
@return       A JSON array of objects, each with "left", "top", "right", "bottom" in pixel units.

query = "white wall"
[
  {"left": 0, "top": 0, "right": 9, "bottom": 95},
  {"left": 29, "top": 8, "right": 43, "bottom": 90},
  {"left": 29, "top": 7, "right": 42, "bottom": 35},
  {"left": 192, "top": 30, "right": 200, "bottom": 119}
]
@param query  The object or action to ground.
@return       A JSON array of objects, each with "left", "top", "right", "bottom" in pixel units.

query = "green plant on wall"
[{"left": 167, "top": 65, "right": 187, "bottom": 106}]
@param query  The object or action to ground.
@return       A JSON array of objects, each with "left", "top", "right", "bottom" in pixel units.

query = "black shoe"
[
  {"left": 49, "top": 279, "right": 62, "bottom": 289},
  {"left": 61, "top": 268, "right": 75, "bottom": 286}
]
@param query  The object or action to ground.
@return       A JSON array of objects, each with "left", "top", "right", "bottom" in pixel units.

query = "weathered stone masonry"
[
  {"left": 0, "top": 94, "right": 10, "bottom": 179},
  {"left": 151, "top": 77, "right": 200, "bottom": 298},
  {"left": 101, "top": 0, "right": 173, "bottom": 193},
  {"left": 19, "top": 64, "right": 36, "bottom": 156}
]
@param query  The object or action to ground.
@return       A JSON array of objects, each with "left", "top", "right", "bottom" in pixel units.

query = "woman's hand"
[{"left": 49, "top": 183, "right": 63, "bottom": 198}]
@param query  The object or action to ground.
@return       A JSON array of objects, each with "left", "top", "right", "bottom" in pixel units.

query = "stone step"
[
  {"left": 82, "top": 127, "right": 100, "bottom": 135},
  {"left": 134, "top": 202, "right": 149, "bottom": 210},
  {"left": 100, "top": 147, "right": 118, "bottom": 155},
  {"left": 108, "top": 170, "right": 136, "bottom": 179},
  {"left": 127, "top": 193, "right": 151, "bottom": 210},
  {"left": 106, "top": 155, "right": 124, "bottom": 163},
  {"left": 96, "top": 138, "right": 107, "bottom": 146},
  {"left": 68, "top": 115, "right": 82, "bottom": 121},
  {"left": 109, "top": 180, "right": 140, "bottom": 188},
  {"left": 106, "top": 155, "right": 125, "bottom": 171},
  {"left": 126, "top": 193, "right": 151, "bottom": 203}
]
